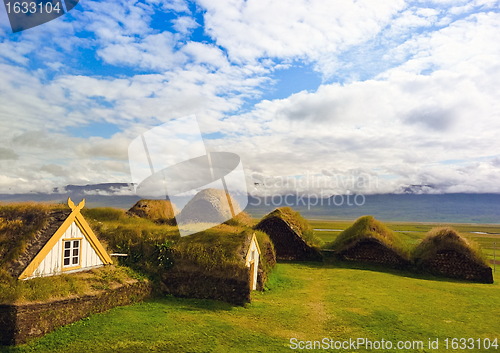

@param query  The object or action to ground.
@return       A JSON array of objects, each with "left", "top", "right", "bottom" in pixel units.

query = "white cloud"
[
  {"left": 172, "top": 16, "right": 199, "bottom": 35},
  {"left": 97, "top": 32, "right": 187, "bottom": 70},
  {"left": 0, "top": 0, "right": 499, "bottom": 196},
  {"left": 198, "top": 0, "right": 406, "bottom": 72}
]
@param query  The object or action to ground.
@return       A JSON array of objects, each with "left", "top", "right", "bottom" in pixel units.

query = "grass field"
[{"left": 1, "top": 220, "right": 499, "bottom": 353}]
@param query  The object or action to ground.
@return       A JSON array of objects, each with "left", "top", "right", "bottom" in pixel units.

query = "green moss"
[
  {"left": 91, "top": 220, "right": 179, "bottom": 277},
  {"left": 169, "top": 226, "right": 276, "bottom": 282}
]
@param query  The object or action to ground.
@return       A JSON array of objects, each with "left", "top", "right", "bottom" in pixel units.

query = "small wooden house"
[
  {"left": 0, "top": 200, "right": 155, "bottom": 346},
  {"left": 1, "top": 198, "right": 112, "bottom": 280}
]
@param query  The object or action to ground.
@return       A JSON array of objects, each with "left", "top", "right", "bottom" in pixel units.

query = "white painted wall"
[
  {"left": 246, "top": 239, "right": 260, "bottom": 290},
  {"left": 28, "top": 221, "right": 104, "bottom": 279}
]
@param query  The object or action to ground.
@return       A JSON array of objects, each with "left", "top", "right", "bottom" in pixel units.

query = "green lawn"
[{"left": 3, "top": 260, "right": 499, "bottom": 353}]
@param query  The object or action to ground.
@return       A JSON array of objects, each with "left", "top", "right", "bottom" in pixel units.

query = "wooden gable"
[{"left": 18, "top": 198, "right": 112, "bottom": 280}]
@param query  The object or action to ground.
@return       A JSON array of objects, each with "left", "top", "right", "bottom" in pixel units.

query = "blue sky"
[{"left": 0, "top": 0, "right": 499, "bottom": 195}]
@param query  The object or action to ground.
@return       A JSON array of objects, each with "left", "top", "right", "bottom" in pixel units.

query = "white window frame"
[{"left": 62, "top": 238, "right": 81, "bottom": 269}]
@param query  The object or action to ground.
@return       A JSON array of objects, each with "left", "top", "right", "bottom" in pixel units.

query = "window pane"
[
  {"left": 73, "top": 249, "right": 79, "bottom": 256},
  {"left": 72, "top": 257, "right": 78, "bottom": 265},
  {"left": 65, "top": 242, "right": 71, "bottom": 248},
  {"left": 73, "top": 240, "right": 79, "bottom": 248},
  {"left": 64, "top": 250, "right": 70, "bottom": 257},
  {"left": 64, "top": 258, "right": 70, "bottom": 266}
]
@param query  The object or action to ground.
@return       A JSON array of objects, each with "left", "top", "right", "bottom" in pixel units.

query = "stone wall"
[
  {"left": 338, "top": 238, "right": 410, "bottom": 269},
  {"left": 0, "top": 280, "right": 152, "bottom": 346},
  {"left": 161, "top": 267, "right": 251, "bottom": 306},
  {"left": 418, "top": 250, "right": 493, "bottom": 283}
]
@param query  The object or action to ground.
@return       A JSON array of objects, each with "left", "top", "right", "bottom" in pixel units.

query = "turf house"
[
  {"left": 127, "top": 199, "right": 178, "bottom": 224},
  {"left": 326, "top": 216, "right": 410, "bottom": 268},
  {"left": 412, "top": 227, "right": 493, "bottom": 283},
  {"left": 255, "top": 207, "right": 322, "bottom": 261},
  {"left": 0, "top": 200, "right": 151, "bottom": 345},
  {"left": 10, "top": 199, "right": 113, "bottom": 280},
  {"left": 161, "top": 228, "right": 274, "bottom": 305}
]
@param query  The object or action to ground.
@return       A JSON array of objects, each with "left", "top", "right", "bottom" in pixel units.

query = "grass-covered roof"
[
  {"left": 172, "top": 226, "right": 256, "bottom": 271},
  {"left": 0, "top": 203, "right": 146, "bottom": 304},
  {"left": 85, "top": 206, "right": 274, "bottom": 279},
  {"left": 0, "top": 203, "right": 70, "bottom": 280},
  {"left": 257, "top": 207, "right": 321, "bottom": 247},
  {"left": 126, "top": 199, "right": 178, "bottom": 222},
  {"left": 412, "top": 227, "right": 488, "bottom": 266},
  {"left": 326, "top": 215, "right": 407, "bottom": 255}
]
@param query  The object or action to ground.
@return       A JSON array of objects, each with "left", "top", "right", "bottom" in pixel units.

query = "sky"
[{"left": 0, "top": 0, "right": 499, "bottom": 198}]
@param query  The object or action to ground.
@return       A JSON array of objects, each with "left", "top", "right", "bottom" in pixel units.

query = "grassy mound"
[
  {"left": 170, "top": 226, "right": 275, "bottom": 277},
  {"left": 412, "top": 227, "right": 493, "bottom": 283},
  {"left": 412, "top": 227, "right": 488, "bottom": 265},
  {"left": 224, "top": 211, "right": 254, "bottom": 227},
  {"left": 259, "top": 207, "right": 321, "bottom": 247},
  {"left": 326, "top": 215, "right": 406, "bottom": 254},
  {"left": 87, "top": 208, "right": 276, "bottom": 293},
  {"left": 126, "top": 199, "right": 178, "bottom": 223},
  {"left": 82, "top": 207, "right": 125, "bottom": 222},
  {"left": 255, "top": 207, "right": 322, "bottom": 261}
]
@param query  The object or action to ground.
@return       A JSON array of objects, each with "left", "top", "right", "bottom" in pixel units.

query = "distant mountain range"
[{"left": 1, "top": 183, "right": 500, "bottom": 224}]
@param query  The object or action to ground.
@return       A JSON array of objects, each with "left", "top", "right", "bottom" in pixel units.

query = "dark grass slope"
[
  {"left": 412, "top": 227, "right": 493, "bottom": 283},
  {"left": 255, "top": 207, "right": 322, "bottom": 261},
  {"left": 0, "top": 203, "right": 70, "bottom": 281},
  {"left": 326, "top": 216, "right": 410, "bottom": 268}
]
